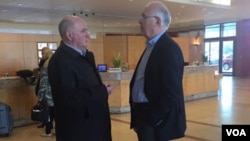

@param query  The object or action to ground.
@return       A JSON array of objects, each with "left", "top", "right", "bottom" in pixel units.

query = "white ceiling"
[{"left": 0, "top": 0, "right": 250, "bottom": 31}]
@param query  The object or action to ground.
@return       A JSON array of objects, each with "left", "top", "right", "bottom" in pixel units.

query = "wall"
[
  {"left": 127, "top": 36, "right": 145, "bottom": 70},
  {"left": 87, "top": 33, "right": 104, "bottom": 65},
  {"left": 103, "top": 35, "right": 193, "bottom": 70},
  {"left": 0, "top": 33, "right": 60, "bottom": 76},
  {"left": 0, "top": 33, "right": 104, "bottom": 76},
  {"left": 172, "top": 37, "right": 191, "bottom": 63},
  {"left": 103, "top": 36, "right": 128, "bottom": 68},
  {"left": 235, "top": 19, "right": 250, "bottom": 77},
  {"left": 1, "top": 32, "right": 196, "bottom": 76}
]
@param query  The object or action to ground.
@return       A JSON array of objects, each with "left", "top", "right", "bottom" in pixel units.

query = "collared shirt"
[
  {"left": 132, "top": 31, "right": 165, "bottom": 103},
  {"left": 64, "top": 42, "right": 86, "bottom": 56}
]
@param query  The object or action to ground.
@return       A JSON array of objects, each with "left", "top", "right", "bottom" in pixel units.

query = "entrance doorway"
[
  {"left": 221, "top": 40, "right": 234, "bottom": 75},
  {"left": 204, "top": 39, "right": 234, "bottom": 75}
]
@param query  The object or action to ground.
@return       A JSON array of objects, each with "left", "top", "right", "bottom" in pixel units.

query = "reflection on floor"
[{"left": 1, "top": 76, "right": 250, "bottom": 141}]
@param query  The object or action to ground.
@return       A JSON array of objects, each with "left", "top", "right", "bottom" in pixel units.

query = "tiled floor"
[{"left": 1, "top": 76, "right": 250, "bottom": 141}]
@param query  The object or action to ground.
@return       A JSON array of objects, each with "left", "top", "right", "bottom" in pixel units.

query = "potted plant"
[
  {"left": 202, "top": 53, "right": 209, "bottom": 65},
  {"left": 113, "top": 51, "right": 121, "bottom": 68}
]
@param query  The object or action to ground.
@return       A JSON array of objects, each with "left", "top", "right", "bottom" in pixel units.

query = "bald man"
[{"left": 48, "top": 15, "right": 112, "bottom": 141}]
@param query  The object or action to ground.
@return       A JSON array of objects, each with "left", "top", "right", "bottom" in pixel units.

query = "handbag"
[
  {"left": 16, "top": 69, "right": 35, "bottom": 84},
  {"left": 31, "top": 100, "right": 49, "bottom": 122}
]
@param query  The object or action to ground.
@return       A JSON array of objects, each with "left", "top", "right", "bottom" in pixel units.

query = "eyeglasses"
[{"left": 140, "top": 15, "right": 158, "bottom": 21}]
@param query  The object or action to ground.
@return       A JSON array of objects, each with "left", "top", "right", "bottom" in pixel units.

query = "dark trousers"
[
  {"left": 45, "top": 106, "right": 55, "bottom": 134},
  {"left": 132, "top": 103, "right": 156, "bottom": 141},
  {"left": 136, "top": 124, "right": 156, "bottom": 141}
]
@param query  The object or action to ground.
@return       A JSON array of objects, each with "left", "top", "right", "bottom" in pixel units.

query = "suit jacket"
[
  {"left": 129, "top": 32, "right": 186, "bottom": 140},
  {"left": 48, "top": 41, "right": 112, "bottom": 141}
]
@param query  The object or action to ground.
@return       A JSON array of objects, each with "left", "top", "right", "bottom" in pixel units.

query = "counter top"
[
  {"left": 0, "top": 76, "right": 20, "bottom": 80},
  {"left": 184, "top": 65, "right": 218, "bottom": 73},
  {"left": 99, "top": 65, "right": 219, "bottom": 81},
  {"left": 99, "top": 71, "right": 133, "bottom": 80},
  {"left": 0, "top": 76, "right": 25, "bottom": 89}
]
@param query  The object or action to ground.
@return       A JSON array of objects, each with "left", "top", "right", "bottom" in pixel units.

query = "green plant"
[
  {"left": 202, "top": 53, "right": 208, "bottom": 62},
  {"left": 113, "top": 51, "right": 121, "bottom": 68}
]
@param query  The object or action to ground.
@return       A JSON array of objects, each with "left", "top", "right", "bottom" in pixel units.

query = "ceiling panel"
[{"left": 0, "top": 0, "right": 249, "bottom": 30}]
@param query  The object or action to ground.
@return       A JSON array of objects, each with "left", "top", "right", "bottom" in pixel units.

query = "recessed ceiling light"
[
  {"left": 17, "top": 3, "right": 23, "bottom": 6},
  {"left": 208, "top": 12, "right": 213, "bottom": 15},
  {"left": 193, "top": 0, "right": 231, "bottom": 6}
]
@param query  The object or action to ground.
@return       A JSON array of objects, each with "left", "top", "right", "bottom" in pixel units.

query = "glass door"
[
  {"left": 204, "top": 41, "right": 220, "bottom": 65},
  {"left": 205, "top": 39, "right": 234, "bottom": 75},
  {"left": 221, "top": 40, "right": 234, "bottom": 75}
]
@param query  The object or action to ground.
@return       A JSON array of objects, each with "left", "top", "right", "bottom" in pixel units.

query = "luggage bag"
[{"left": 0, "top": 102, "right": 13, "bottom": 136}]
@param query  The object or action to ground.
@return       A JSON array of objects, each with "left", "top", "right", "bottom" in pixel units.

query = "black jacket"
[
  {"left": 130, "top": 32, "right": 186, "bottom": 140},
  {"left": 48, "top": 41, "right": 111, "bottom": 141}
]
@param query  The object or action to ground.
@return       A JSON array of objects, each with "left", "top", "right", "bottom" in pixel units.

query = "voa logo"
[{"left": 226, "top": 129, "right": 246, "bottom": 136}]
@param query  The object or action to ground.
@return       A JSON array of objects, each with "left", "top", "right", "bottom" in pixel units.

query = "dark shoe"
[{"left": 37, "top": 124, "right": 45, "bottom": 128}]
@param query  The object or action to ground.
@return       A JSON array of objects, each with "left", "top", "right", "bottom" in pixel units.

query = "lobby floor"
[{"left": 1, "top": 76, "right": 250, "bottom": 141}]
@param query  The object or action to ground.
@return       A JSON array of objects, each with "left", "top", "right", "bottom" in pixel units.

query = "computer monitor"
[{"left": 97, "top": 64, "right": 107, "bottom": 72}]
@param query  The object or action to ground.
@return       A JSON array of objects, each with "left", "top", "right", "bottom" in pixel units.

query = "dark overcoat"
[
  {"left": 48, "top": 41, "right": 111, "bottom": 141},
  {"left": 129, "top": 32, "right": 186, "bottom": 140}
]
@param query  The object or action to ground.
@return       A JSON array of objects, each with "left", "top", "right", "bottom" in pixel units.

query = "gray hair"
[
  {"left": 148, "top": 1, "right": 172, "bottom": 29},
  {"left": 58, "top": 15, "right": 75, "bottom": 38}
]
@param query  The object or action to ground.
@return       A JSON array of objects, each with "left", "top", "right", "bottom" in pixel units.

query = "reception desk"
[
  {"left": 100, "top": 72, "right": 131, "bottom": 113},
  {"left": 0, "top": 76, "right": 37, "bottom": 127},
  {"left": 183, "top": 65, "right": 221, "bottom": 101},
  {"left": 0, "top": 65, "right": 221, "bottom": 126},
  {"left": 101, "top": 65, "right": 221, "bottom": 113}
]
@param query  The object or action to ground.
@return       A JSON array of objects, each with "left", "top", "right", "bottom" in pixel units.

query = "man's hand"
[{"left": 106, "top": 81, "right": 120, "bottom": 95}]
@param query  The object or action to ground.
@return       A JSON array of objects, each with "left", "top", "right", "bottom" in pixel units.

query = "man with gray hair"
[
  {"left": 129, "top": 1, "right": 186, "bottom": 141},
  {"left": 48, "top": 15, "right": 114, "bottom": 141}
]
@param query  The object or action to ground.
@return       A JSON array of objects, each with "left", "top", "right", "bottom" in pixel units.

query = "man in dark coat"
[
  {"left": 48, "top": 15, "right": 114, "bottom": 141},
  {"left": 129, "top": 1, "right": 186, "bottom": 141}
]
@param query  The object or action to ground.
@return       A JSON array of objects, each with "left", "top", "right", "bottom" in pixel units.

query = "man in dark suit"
[
  {"left": 129, "top": 1, "right": 186, "bottom": 141},
  {"left": 48, "top": 15, "right": 115, "bottom": 141}
]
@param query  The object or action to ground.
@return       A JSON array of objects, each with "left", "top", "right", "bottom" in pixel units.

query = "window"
[
  {"left": 204, "top": 22, "right": 236, "bottom": 75},
  {"left": 204, "top": 24, "right": 220, "bottom": 38},
  {"left": 205, "top": 22, "right": 236, "bottom": 39},
  {"left": 222, "top": 22, "right": 236, "bottom": 37},
  {"left": 37, "top": 42, "right": 57, "bottom": 61}
]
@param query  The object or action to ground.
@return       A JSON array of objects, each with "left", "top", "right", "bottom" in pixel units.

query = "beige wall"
[
  {"left": 104, "top": 35, "right": 193, "bottom": 70},
  {"left": 0, "top": 33, "right": 104, "bottom": 76},
  {"left": 172, "top": 37, "right": 191, "bottom": 62},
  {"left": 1, "top": 32, "right": 197, "bottom": 76},
  {"left": 127, "top": 36, "right": 145, "bottom": 70},
  {"left": 103, "top": 36, "right": 128, "bottom": 68},
  {"left": 0, "top": 33, "right": 60, "bottom": 76},
  {"left": 87, "top": 33, "right": 104, "bottom": 65}
]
